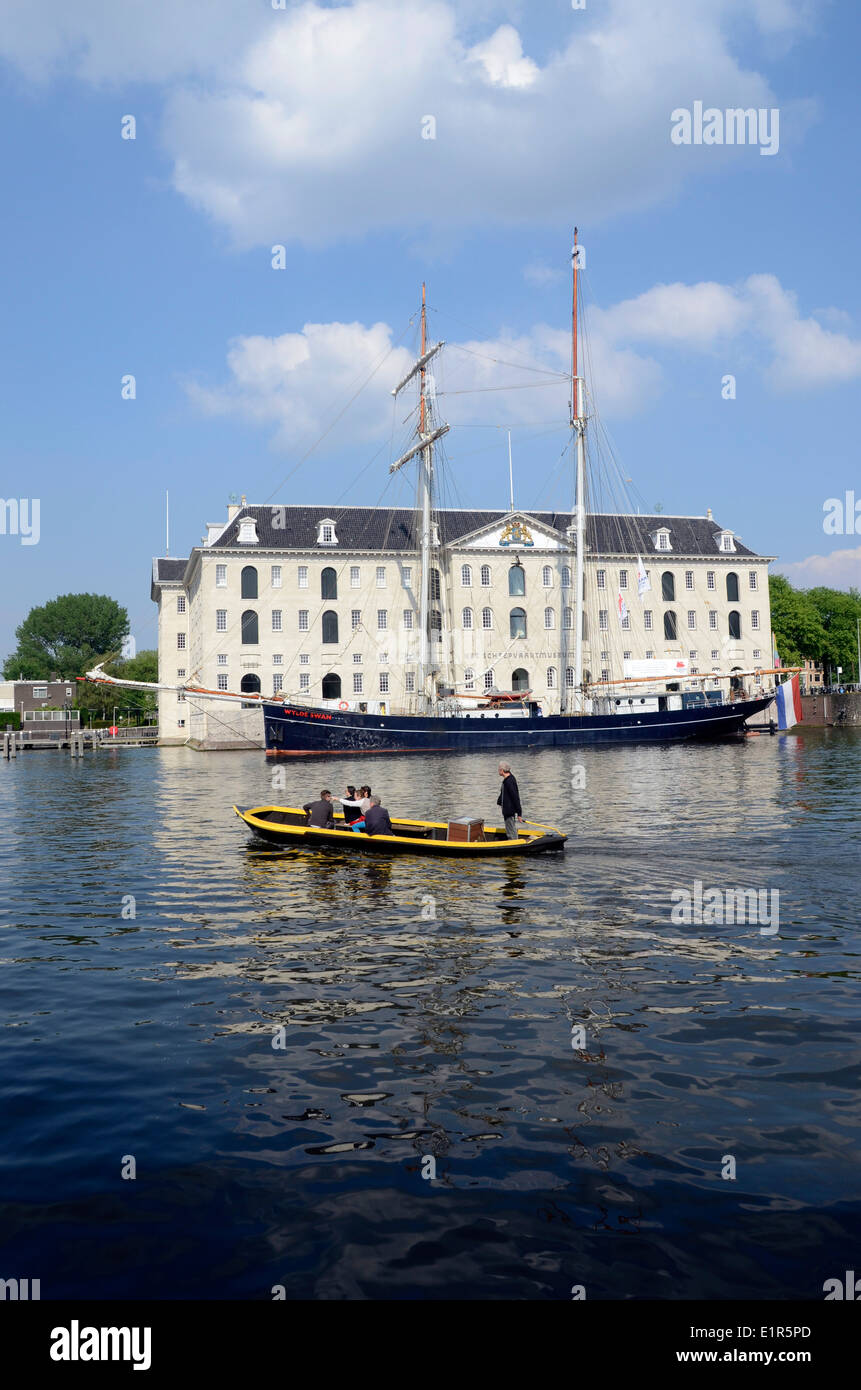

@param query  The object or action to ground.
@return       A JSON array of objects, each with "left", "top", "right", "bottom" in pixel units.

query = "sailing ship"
[{"left": 86, "top": 231, "right": 787, "bottom": 749}]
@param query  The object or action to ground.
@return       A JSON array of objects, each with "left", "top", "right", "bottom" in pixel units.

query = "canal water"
[{"left": 1, "top": 730, "right": 859, "bottom": 1300}]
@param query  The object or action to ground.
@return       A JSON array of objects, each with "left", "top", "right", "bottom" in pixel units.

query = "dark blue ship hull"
[{"left": 263, "top": 695, "right": 774, "bottom": 755}]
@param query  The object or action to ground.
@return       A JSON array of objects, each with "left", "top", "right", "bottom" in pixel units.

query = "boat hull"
[
  {"left": 262, "top": 696, "right": 774, "bottom": 756},
  {"left": 234, "top": 805, "right": 567, "bottom": 856}
]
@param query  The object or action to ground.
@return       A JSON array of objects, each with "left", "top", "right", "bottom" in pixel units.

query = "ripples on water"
[{"left": 1, "top": 732, "right": 859, "bottom": 1299}]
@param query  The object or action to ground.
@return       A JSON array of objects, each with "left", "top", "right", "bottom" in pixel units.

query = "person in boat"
[
  {"left": 337, "top": 785, "right": 363, "bottom": 824},
  {"left": 358, "top": 785, "right": 372, "bottom": 814},
  {"left": 363, "top": 795, "right": 393, "bottom": 837},
  {"left": 303, "top": 790, "right": 335, "bottom": 829},
  {"left": 497, "top": 762, "right": 524, "bottom": 839}
]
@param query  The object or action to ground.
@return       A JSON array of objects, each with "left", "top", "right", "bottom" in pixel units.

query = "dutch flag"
[{"left": 775, "top": 673, "right": 802, "bottom": 730}]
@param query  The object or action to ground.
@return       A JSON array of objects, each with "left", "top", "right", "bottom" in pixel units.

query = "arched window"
[
  {"left": 430, "top": 568, "right": 441, "bottom": 600},
  {"left": 462, "top": 606, "right": 473, "bottom": 630},
  {"left": 728, "top": 610, "right": 741, "bottom": 639},
  {"left": 561, "top": 565, "right": 571, "bottom": 589},
  {"left": 544, "top": 607, "right": 555, "bottom": 630},
  {"left": 241, "top": 609, "right": 258, "bottom": 644},
  {"left": 563, "top": 607, "right": 573, "bottom": 630},
  {"left": 241, "top": 565, "right": 258, "bottom": 599},
  {"left": 480, "top": 565, "right": 492, "bottom": 587},
  {"left": 661, "top": 571, "right": 675, "bottom": 602},
  {"left": 510, "top": 607, "right": 527, "bottom": 639},
  {"left": 726, "top": 572, "right": 739, "bottom": 602},
  {"left": 547, "top": 666, "right": 557, "bottom": 689},
  {"left": 542, "top": 565, "right": 552, "bottom": 588},
  {"left": 321, "top": 566, "right": 337, "bottom": 600},
  {"left": 664, "top": 610, "right": 677, "bottom": 640},
  {"left": 508, "top": 563, "right": 525, "bottom": 596},
  {"left": 512, "top": 668, "right": 529, "bottom": 692},
  {"left": 240, "top": 672, "right": 261, "bottom": 708},
  {"left": 461, "top": 564, "right": 472, "bottom": 587},
  {"left": 322, "top": 610, "right": 339, "bottom": 644},
  {"left": 481, "top": 607, "right": 493, "bottom": 629},
  {"left": 321, "top": 672, "right": 341, "bottom": 700}
]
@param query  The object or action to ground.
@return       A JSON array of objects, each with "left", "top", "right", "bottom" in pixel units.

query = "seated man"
[
  {"left": 363, "top": 795, "right": 393, "bottom": 837},
  {"left": 302, "top": 790, "right": 335, "bottom": 828}
]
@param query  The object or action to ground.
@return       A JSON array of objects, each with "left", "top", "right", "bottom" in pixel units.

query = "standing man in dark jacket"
[
  {"left": 363, "top": 796, "right": 394, "bottom": 837},
  {"left": 496, "top": 762, "right": 523, "bottom": 839},
  {"left": 303, "top": 790, "right": 335, "bottom": 828}
]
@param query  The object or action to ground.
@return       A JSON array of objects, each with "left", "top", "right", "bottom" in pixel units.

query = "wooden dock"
[{"left": 3, "top": 726, "right": 158, "bottom": 756}]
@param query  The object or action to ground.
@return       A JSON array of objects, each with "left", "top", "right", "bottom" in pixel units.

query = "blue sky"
[{"left": 1, "top": 0, "right": 859, "bottom": 662}]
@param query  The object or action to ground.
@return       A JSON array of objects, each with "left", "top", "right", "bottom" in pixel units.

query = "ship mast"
[
  {"left": 571, "top": 228, "right": 586, "bottom": 714},
  {"left": 390, "top": 284, "right": 448, "bottom": 710}
]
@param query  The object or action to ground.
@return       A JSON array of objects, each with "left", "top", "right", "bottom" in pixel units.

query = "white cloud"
[
  {"left": 523, "top": 263, "right": 564, "bottom": 288},
  {"left": 0, "top": 0, "right": 819, "bottom": 247},
  {"left": 775, "top": 547, "right": 861, "bottom": 591}
]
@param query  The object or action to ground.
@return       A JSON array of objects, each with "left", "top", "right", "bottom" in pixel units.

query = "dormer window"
[
  {"left": 718, "top": 530, "right": 736, "bottom": 553},
  {"left": 653, "top": 528, "right": 672, "bottom": 552},
  {"left": 237, "top": 516, "right": 259, "bottom": 545},
  {"left": 316, "top": 517, "right": 338, "bottom": 546}
]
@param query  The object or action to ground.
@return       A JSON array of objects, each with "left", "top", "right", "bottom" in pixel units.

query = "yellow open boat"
[{"left": 233, "top": 805, "right": 567, "bottom": 857}]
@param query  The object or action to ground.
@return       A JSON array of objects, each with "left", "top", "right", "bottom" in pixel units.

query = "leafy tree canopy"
[
  {"left": 2, "top": 594, "right": 129, "bottom": 681},
  {"left": 75, "top": 650, "right": 158, "bottom": 718},
  {"left": 769, "top": 575, "right": 861, "bottom": 678}
]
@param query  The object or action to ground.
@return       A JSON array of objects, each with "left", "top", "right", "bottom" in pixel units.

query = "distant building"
[
  {"left": 801, "top": 659, "right": 825, "bottom": 692},
  {"left": 152, "top": 501, "right": 775, "bottom": 750},
  {"left": 0, "top": 679, "right": 81, "bottom": 728}
]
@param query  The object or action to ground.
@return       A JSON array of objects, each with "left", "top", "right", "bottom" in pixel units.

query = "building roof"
[{"left": 203, "top": 506, "right": 763, "bottom": 558}]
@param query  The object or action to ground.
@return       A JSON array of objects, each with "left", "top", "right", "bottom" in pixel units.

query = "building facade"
[{"left": 152, "top": 503, "right": 775, "bottom": 749}]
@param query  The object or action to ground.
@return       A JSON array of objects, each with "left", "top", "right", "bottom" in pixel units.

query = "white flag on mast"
[{"left": 636, "top": 556, "right": 651, "bottom": 601}]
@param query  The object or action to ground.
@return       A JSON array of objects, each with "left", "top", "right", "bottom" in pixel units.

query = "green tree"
[
  {"left": 768, "top": 575, "right": 826, "bottom": 666},
  {"left": 75, "top": 650, "right": 159, "bottom": 721},
  {"left": 2, "top": 594, "right": 129, "bottom": 680},
  {"left": 807, "top": 586, "right": 861, "bottom": 681}
]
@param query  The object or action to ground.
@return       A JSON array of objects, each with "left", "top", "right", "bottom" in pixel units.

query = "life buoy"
[{"left": 338, "top": 700, "right": 349, "bottom": 710}]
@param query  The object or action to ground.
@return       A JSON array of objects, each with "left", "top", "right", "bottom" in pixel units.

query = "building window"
[
  {"left": 599, "top": 609, "right": 609, "bottom": 631},
  {"left": 317, "top": 519, "right": 337, "bottom": 546},
  {"left": 241, "top": 566, "right": 258, "bottom": 600},
  {"left": 217, "top": 674, "right": 228, "bottom": 691},
  {"left": 32, "top": 685, "right": 48, "bottom": 698},
  {"left": 463, "top": 669, "right": 475, "bottom": 690},
  {"left": 563, "top": 607, "right": 573, "bottom": 630},
  {"left": 726, "top": 572, "right": 739, "bottom": 602},
  {"left": 664, "top": 611, "right": 677, "bottom": 640},
  {"left": 405, "top": 671, "right": 416, "bottom": 692},
  {"left": 547, "top": 666, "right": 557, "bottom": 689},
  {"left": 484, "top": 670, "right": 495, "bottom": 691},
  {"left": 685, "top": 570, "right": 693, "bottom": 590},
  {"left": 480, "top": 565, "right": 492, "bottom": 587},
  {"left": 298, "top": 566, "right": 308, "bottom": 589},
  {"left": 272, "top": 610, "right": 282, "bottom": 632},
  {"left": 728, "top": 610, "right": 741, "bottom": 639},
  {"left": 462, "top": 607, "right": 473, "bottom": 630},
  {"left": 621, "top": 613, "right": 630, "bottom": 631},
  {"left": 562, "top": 565, "right": 571, "bottom": 589},
  {"left": 353, "top": 653, "right": 362, "bottom": 664},
  {"left": 751, "top": 610, "right": 760, "bottom": 630},
  {"left": 709, "top": 611, "right": 717, "bottom": 631},
  {"left": 177, "top": 595, "right": 186, "bottom": 614},
  {"left": 749, "top": 570, "right": 758, "bottom": 590},
  {"left": 322, "top": 611, "right": 339, "bottom": 643},
  {"left": 273, "top": 674, "right": 283, "bottom": 693},
  {"left": 377, "top": 610, "right": 388, "bottom": 631},
  {"left": 216, "top": 564, "right": 227, "bottom": 588},
  {"left": 661, "top": 571, "right": 675, "bottom": 602},
  {"left": 719, "top": 531, "right": 735, "bottom": 552},
  {"left": 271, "top": 565, "right": 282, "bottom": 588},
  {"left": 379, "top": 651, "right": 388, "bottom": 664},
  {"left": 711, "top": 649, "right": 719, "bottom": 660},
  {"left": 687, "top": 611, "right": 696, "bottom": 629},
  {"left": 600, "top": 651, "right": 609, "bottom": 662},
  {"left": 177, "top": 632, "right": 186, "bottom": 649},
  {"left": 177, "top": 719, "right": 185, "bottom": 729},
  {"left": 402, "top": 566, "right": 412, "bottom": 589},
  {"left": 656, "top": 530, "right": 671, "bottom": 551},
  {"left": 321, "top": 567, "right": 338, "bottom": 600},
  {"left": 274, "top": 654, "right": 283, "bottom": 665},
  {"left": 240, "top": 673, "right": 261, "bottom": 702},
  {"left": 508, "top": 564, "right": 525, "bottom": 596},
  {"left": 619, "top": 569, "right": 628, "bottom": 590},
  {"left": 543, "top": 607, "right": 555, "bottom": 630},
  {"left": 430, "top": 610, "right": 442, "bottom": 642},
  {"left": 177, "top": 670, "right": 186, "bottom": 679},
  {"left": 216, "top": 610, "right": 227, "bottom": 632},
  {"left": 298, "top": 610, "right": 309, "bottom": 632},
  {"left": 644, "top": 610, "right": 653, "bottom": 631},
  {"left": 565, "top": 667, "right": 574, "bottom": 689},
  {"left": 707, "top": 571, "right": 715, "bottom": 590},
  {"left": 430, "top": 568, "right": 441, "bottom": 601},
  {"left": 689, "top": 650, "right": 697, "bottom": 660},
  {"left": 753, "top": 649, "right": 761, "bottom": 660},
  {"left": 351, "top": 609, "right": 361, "bottom": 630},
  {"left": 597, "top": 569, "right": 606, "bottom": 590},
  {"left": 482, "top": 607, "right": 493, "bottom": 630},
  {"left": 321, "top": 673, "right": 341, "bottom": 700},
  {"left": 403, "top": 610, "right": 414, "bottom": 630},
  {"left": 461, "top": 564, "right": 472, "bottom": 587},
  {"left": 241, "top": 611, "right": 258, "bottom": 644},
  {"left": 510, "top": 607, "right": 527, "bottom": 639},
  {"left": 623, "top": 651, "right": 631, "bottom": 661},
  {"left": 350, "top": 566, "right": 360, "bottom": 588},
  {"left": 217, "top": 653, "right": 227, "bottom": 665},
  {"left": 376, "top": 566, "right": 386, "bottom": 588},
  {"left": 601, "top": 668, "right": 609, "bottom": 682},
  {"left": 542, "top": 565, "right": 553, "bottom": 588},
  {"left": 379, "top": 673, "right": 389, "bottom": 694},
  {"left": 353, "top": 673, "right": 363, "bottom": 694},
  {"left": 300, "top": 673, "right": 310, "bottom": 690}
]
